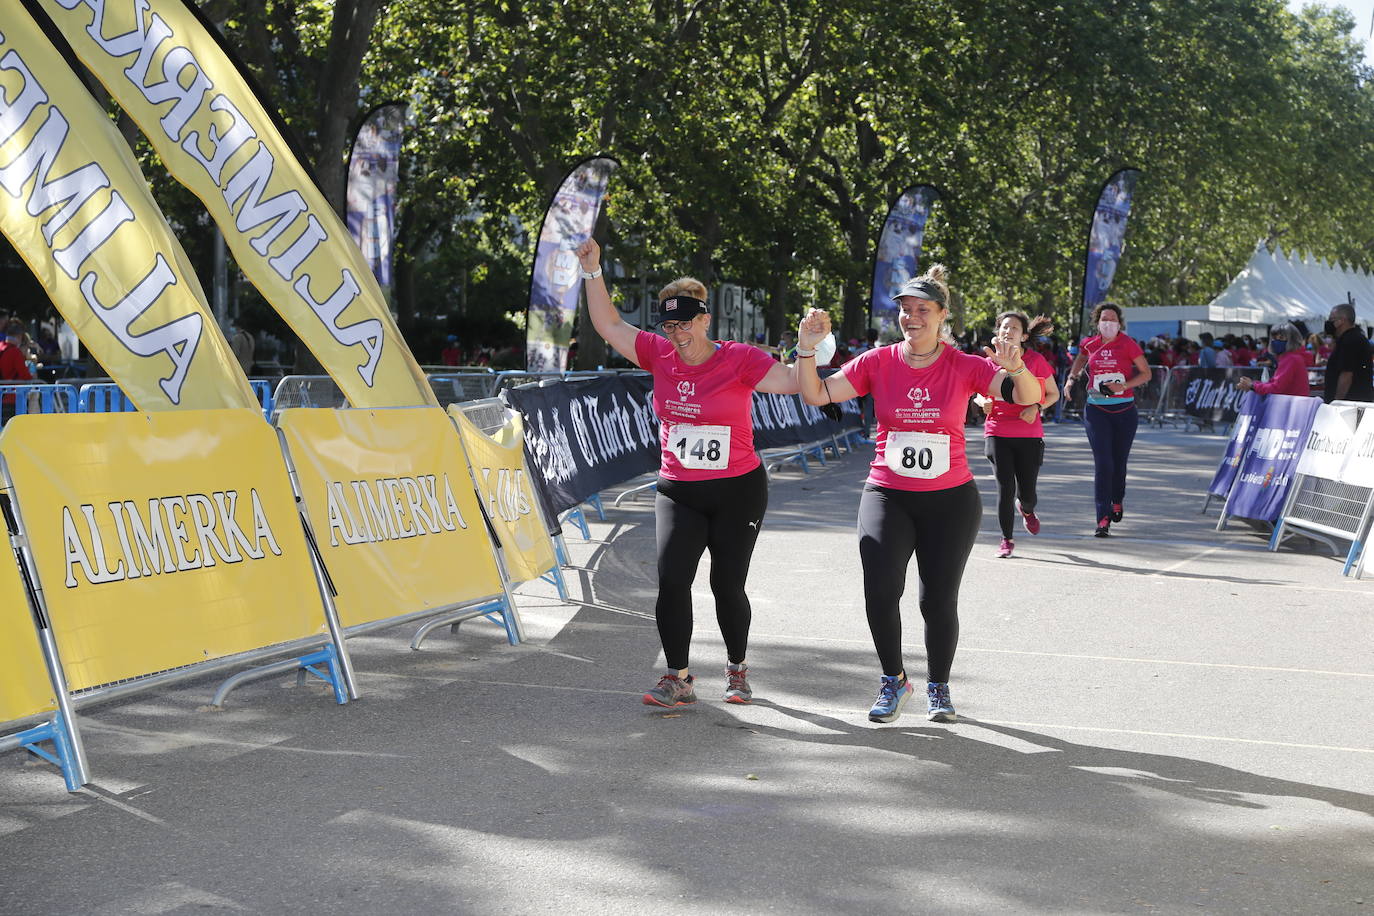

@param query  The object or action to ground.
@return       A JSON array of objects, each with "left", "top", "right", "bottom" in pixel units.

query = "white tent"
[
  {"left": 1122, "top": 242, "right": 1374, "bottom": 338},
  {"left": 1204, "top": 242, "right": 1374, "bottom": 325}
]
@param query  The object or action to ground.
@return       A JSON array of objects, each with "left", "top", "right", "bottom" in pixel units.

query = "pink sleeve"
[
  {"left": 635, "top": 330, "right": 663, "bottom": 369},
  {"left": 841, "top": 347, "right": 876, "bottom": 396},
  {"left": 1254, "top": 354, "right": 1300, "bottom": 395},
  {"left": 966, "top": 351, "right": 998, "bottom": 395},
  {"left": 737, "top": 344, "right": 777, "bottom": 388}
]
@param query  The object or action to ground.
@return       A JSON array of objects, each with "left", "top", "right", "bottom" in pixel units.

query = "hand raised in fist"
[{"left": 799, "top": 308, "right": 831, "bottom": 350}]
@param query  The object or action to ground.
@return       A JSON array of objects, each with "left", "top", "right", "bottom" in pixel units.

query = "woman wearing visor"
[
  {"left": 794, "top": 265, "right": 1041, "bottom": 724},
  {"left": 576, "top": 238, "right": 800, "bottom": 708},
  {"left": 1065, "top": 303, "right": 1151, "bottom": 537}
]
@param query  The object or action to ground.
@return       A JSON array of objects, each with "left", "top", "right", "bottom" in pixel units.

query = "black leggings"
[
  {"left": 654, "top": 464, "right": 768, "bottom": 670},
  {"left": 857, "top": 481, "right": 981, "bottom": 682},
  {"left": 984, "top": 436, "right": 1045, "bottom": 539}
]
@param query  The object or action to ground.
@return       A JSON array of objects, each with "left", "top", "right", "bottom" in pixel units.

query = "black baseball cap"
[{"left": 657, "top": 296, "right": 708, "bottom": 324}]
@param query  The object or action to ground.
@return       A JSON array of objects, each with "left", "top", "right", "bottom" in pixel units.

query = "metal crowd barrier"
[
  {"left": 1150, "top": 365, "right": 1263, "bottom": 430},
  {"left": 0, "top": 382, "right": 78, "bottom": 418},
  {"left": 428, "top": 370, "right": 498, "bottom": 406}
]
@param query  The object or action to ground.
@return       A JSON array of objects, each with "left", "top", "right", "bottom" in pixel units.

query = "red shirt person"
[{"left": 1238, "top": 324, "right": 1314, "bottom": 399}]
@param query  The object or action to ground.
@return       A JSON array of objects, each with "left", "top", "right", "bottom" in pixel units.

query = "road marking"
[
  {"left": 440, "top": 679, "right": 1374, "bottom": 755},
  {"left": 971, "top": 719, "right": 1374, "bottom": 755},
  {"left": 746, "top": 631, "right": 1374, "bottom": 679}
]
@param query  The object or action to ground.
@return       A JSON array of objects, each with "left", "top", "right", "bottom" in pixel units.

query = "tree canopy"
[{"left": 10, "top": 0, "right": 1373, "bottom": 363}]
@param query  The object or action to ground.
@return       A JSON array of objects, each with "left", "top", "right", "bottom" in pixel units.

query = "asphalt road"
[{"left": 2, "top": 422, "right": 1371, "bottom": 914}]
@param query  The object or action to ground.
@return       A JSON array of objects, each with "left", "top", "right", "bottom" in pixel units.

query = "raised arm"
[
  {"left": 795, "top": 309, "right": 859, "bottom": 404},
  {"left": 984, "top": 339, "right": 1041, "bottom": 405},
  {"left": 576, "top": 238, "right": 641, "bottom": 366}
]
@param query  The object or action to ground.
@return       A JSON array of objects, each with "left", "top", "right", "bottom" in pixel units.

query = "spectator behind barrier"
[
  {"left": 1322, "top": 303, "right": 1373, "bottom": 402},
  {"left": 1237, "top": 323, "right": 1310, "bottom": 398}
]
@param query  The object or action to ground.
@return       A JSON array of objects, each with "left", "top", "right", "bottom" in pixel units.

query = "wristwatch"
[{"left": 581, "top": 266, "right": 603, "bottom": 280}]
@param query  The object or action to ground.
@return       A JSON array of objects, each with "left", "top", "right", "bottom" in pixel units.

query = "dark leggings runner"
[
  {"left": 1083, "top": 403, "right": 1138, "bottom": 521},
  {"left": 984, "top": 436, "right": 1045, "bottom": 539},
  {"left": 654, "top": 464, "right": 768, "bottom": 670},
  {"left": 857, "top": 480, "right": 982, "bottom": 682}
]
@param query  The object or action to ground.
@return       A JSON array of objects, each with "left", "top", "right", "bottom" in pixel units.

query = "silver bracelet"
[
  {"left": 795, "top": 347, "right": 817, "bottom": 358},
  {"left": 581, "top": 266, "right": 603, "bottom": 280}
]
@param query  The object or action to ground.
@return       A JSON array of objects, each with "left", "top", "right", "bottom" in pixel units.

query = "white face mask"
[{"left": 1098, "top": 319, "right": 1120, "bottom": 338}]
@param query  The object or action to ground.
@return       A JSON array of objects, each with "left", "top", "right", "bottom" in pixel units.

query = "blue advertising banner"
[
  {"left": 1082, "top": 169, "right": 1140, "bottom": 318},
  {"left": 1207, "top": 391, "right": 1261, "bottom": 498},
  {"left": 346, "top": 103, "right": 405, "bottom": 291},
  {"left": 870, "top": 186, "right": 938, "bottom": 340},
  {"left": 526, "top": 157, "right": 618, "bottom": 370},
  {"left": 1223, "top": 394, "right": 1321, "bottom": 522}
]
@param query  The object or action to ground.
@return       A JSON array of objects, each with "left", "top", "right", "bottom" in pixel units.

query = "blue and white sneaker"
[
  {"left": 868, "top": 675, "right": 914, "bottom": 723},
  {"left": 926, "top": 681, "right": 956, "bottom": 722}
]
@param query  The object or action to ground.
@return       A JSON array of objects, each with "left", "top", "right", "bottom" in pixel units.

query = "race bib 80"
[
  {"left": 884, "top": 431, "right": 950, "bottom": 479},
  {"left": 671, "top": 424, "right": 731, "bottom": 470}
]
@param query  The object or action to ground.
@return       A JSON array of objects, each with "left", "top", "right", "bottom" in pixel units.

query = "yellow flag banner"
[
  {"left": 0, "top": 7, "right": 256, "bottom": 410},
  {"left": 0, "top": 410, "right": 327, "bottom": 691},
  {"left": 0, "top": 547, "right": 56, "bottom": 724},
  {"left": 449, "top": 405, "right": 558, "bottom": 584},
  {"left": 275, "top": 407, "right": 505, "bottom": 629},
  {"left": 38, "top": 0, "right": 436, "bottom": 408}
]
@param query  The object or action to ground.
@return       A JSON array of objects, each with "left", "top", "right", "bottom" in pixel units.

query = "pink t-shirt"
[
  {"left": 635, "top": 330, "right": 777, "bottom": 481},
  {"left": 1081, "top": 333, "right": 1145, "bottom": 404},
  {"left": 842, "top": 344, "right": 998, "bottom": 492},
  {"left": 983, "top": 349, "right": 1052, "bottom": 439},
  {"left": 1253, "top": 350, "right": 1310, "bottom": 397}
]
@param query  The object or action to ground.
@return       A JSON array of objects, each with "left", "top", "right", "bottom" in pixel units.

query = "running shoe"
[
  {"left": 1111, "top": 502, "right": 1123, "bottom": 523},
  {"left": 724, "top": 664, "right": 752, "bottom": 704},
  {"left": 926, "top": 681, "right": 956, "bottom": 722},
  {"left": 1094, "top": 517, "right": 1111, "bottom": 538},
  {"left": 997, "top": 537, "right": 1014, "bottom": 558},
  {"left": 1018, "top": 500, "right": 1041, "bottom": 535},
  {"left": 643, "top": 673, "right": 697, "bottom": 708},
  {"left": 868, "top": 675, "right": 913, "bottom": 723}
]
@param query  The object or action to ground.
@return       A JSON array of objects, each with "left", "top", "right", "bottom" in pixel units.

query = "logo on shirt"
[
  {"left": 677, "top": 381, "right": 696, "bottom": 401},
  {"left": 906, "top": 386, "right": 932, "bottom": 408}
]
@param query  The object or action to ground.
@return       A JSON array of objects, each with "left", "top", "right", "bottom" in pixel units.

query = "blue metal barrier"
[
  {"left": 77, "top": 383, "right": 136, "bottom": 413},
  {"left": 249, "top": 379, "right": 274, "bottom": 417},
  {"left": 0, "top": 384, "right": 79, "bottom": 421}
]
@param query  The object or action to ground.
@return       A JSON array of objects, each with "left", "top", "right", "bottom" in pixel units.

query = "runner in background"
[
  {"left": 978, "top": 311, "right": 1059, "bottom": 558},
  {"left": 793, "top": 265, "right": 1041, "bottom": 725},
  {"left": 1236, "top": 323, "right": 1310, "bottom": 398},
  {"left": 576, "top": 238, "right": 800, "bottom": 709},
  {"left": 1065, "top": 303, "right": 1151, "bottom": 537}
]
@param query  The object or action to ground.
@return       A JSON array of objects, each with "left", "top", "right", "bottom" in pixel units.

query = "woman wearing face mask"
[
  {"left": 1066, "top": 304, "right": 1151, "bottom": 537},
  {"left": 793, "top": 265, "right": 1041, "bottom": 725},
  {"left": 979, "top": 311, "right": 1059, "bottom": 558},
  {"left": 1236, "top": 324, "right": 1310, "bottom": 398},
  {"left": 575, "top": 238, "right": 801, "bottom": 708}
]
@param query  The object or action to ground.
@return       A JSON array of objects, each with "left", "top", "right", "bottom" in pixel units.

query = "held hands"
[
  {"left": 799, "top": 308, "right": 831, "bottom": 350},
  {"left": 983, "top": 338, "right": 1024, "bottom": 372},
  {"left": 575, "top": 238, "right": 601, "bottom": 274}
]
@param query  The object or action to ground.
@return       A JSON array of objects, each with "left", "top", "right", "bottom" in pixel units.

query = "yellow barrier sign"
[
  {"left": 0, "top": 411, "right": 326, "bottom": 691},
  {"left": 275, "top": 408, "right": 504, "bottom": 628},
  {"left": 0, "top": 545, "right": 56, "bottom": 724},
  {"left": 449, "top": 407, "right": 558, "bottom": 584}
]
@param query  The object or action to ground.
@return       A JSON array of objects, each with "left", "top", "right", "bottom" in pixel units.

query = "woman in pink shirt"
[
  {"left": 795, "top": 265, "right": 1041, "bottom": 725},
  {"left": 979, "top": 311, "right": 1059, "bottom": 558},
  {"left": 1236, "top": 324, "right": 1310, "bottom": 398},
  {"left": 577, "top": 239, "right": 799, "bottom": 709}
]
